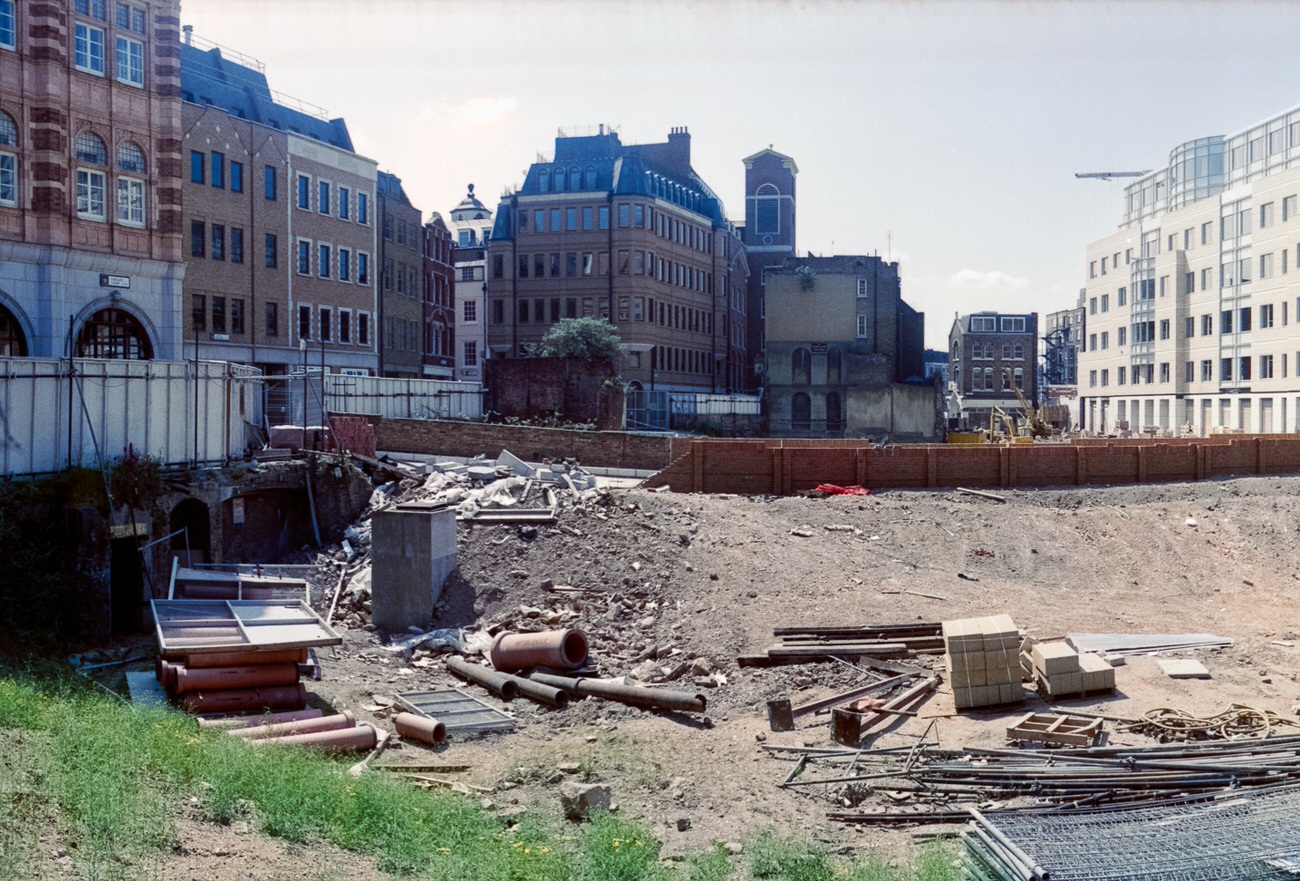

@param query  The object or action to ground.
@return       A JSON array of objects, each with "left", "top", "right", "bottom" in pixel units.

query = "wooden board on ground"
[{"left": 1006, "top": 712, "right": 1102, "bottom": 747}]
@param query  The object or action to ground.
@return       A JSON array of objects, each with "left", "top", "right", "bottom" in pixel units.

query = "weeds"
[{"left": 0, "top": 674, "right": 960, "bottom": 880}]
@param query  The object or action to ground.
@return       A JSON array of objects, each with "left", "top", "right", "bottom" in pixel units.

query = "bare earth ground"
[{"left": 99, "top": 475, "right": 1300, "bottom": 877}]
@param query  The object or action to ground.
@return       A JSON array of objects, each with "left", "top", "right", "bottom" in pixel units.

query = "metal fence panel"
[
  {"left": 0, "top": 358, "right": 261, "bottom": 477},
  {"left": 325, "top": 374, "right": 482, "bottom": 421}
]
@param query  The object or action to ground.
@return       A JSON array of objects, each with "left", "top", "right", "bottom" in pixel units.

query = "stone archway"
[
  {"left": 75, "top": 308, "right": 154, "bottom": 359},
  {"left": 169, "top": 498, "right": 211, "bottom": 565},
  {"left": 0, "top": 303, "right": 28, "bottom": 356}
]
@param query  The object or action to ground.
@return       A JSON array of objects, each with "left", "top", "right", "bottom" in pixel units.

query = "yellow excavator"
[{"left": 1011, "top": 383, "right": 1053, "bottom": 439}]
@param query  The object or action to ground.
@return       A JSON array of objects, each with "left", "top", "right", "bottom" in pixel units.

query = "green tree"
[{"left": 530, "top": 317, "right": 623, "bottom": 362}]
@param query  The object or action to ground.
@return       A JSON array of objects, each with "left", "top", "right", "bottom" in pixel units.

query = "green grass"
[{"left": 0, "top": 672, "right": 960, "bottom": 881}]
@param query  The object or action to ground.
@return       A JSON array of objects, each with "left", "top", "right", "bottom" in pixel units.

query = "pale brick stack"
[
  {"left": 943, "top": 614, "right": 1024, "bottom": 709},
  {"left": 1030, "top": 641, "right": 1115, "bottom": 698}
]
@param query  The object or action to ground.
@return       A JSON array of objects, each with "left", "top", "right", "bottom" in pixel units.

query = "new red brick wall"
[
  {"left": 643, "top": 436, "right": 1300, "bottom": 495},
  {"left": 375, "top": 418, "right": 677, "bottom": 471}
]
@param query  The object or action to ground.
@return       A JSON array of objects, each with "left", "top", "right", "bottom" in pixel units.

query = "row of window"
[
  {"left": 73, "top": 131, "right": 146, "bottom": 223},
  {"left": 968, "top": 316, "right": 1028, "bottom": 333},
  {"left": 296, "top": 173, "right": 369, "bottom": 224},
  {"left": 191, "top": 294, "right": 250, "bottom": 336},
  {"left": 968, "top": 367, "right": 1027, "bottom": 392},
  {"left": 189, "top": 221, "right": 247, "bottom": 263},
  {"left": 1084, "top": 301, "right": 1300, "bottom": 352},
  {"left": 964, "top": 343, "right": 1026, "bottom": 360},
  {"left": 519, "top": 204, "right": 609, "bottom": 235},
  {"left": 382, "top": 258, "right": 419, "bottom": 298},
  {"left": 297, "top": 303, "right": 370, "bottom": 346},
  {"left": 71, "top": 3, "right": 147, "bottom": 87},
  {"left": 295, "top": 239, "right": 371, "bottom": 285},
  {"left": 190, "top": 151, "right": 245, "bottom": 193},
  {"left": 381, "top": 213, "right": 419, "bottom": 247},
  {"left": 1088, "top": 353, "right": 1298, "bottom": 388},
  {"left": 383, "top": 316, "right": 420, "bottom": 354}
]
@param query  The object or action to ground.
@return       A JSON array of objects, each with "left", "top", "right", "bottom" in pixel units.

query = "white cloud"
[
  {"left": 947, "top": 268, "right": 1031, "bottom": 291},
  {"left": 441, "top": 97, "right": 519, "bottom": 129}
]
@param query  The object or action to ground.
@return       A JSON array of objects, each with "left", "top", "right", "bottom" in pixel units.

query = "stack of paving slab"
[
  {"left": 1029, "top": 640, "right": 1115, "bottom": 698},
  {"left": 943, "top": 614, "right": 1024, "bottom": 710}
]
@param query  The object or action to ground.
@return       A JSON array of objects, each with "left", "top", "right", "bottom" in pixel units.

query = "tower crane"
[{"left": 1074, "top": 171, "right": 1151, "bottom": 181}]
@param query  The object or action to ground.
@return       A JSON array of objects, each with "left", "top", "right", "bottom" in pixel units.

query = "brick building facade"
[
  {"left": 422, "top": 211, "right": 455, "bottom": 378},
  {"left": 377, "top": 171, "right": 422, "bottom": 377},
  {"left": 0, "top": 0, "right": 184, "bottom": 359}
]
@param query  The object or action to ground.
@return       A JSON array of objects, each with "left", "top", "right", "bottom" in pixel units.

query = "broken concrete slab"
[{"left": 559, "top": 781, "right": 611, "bottom": 821}]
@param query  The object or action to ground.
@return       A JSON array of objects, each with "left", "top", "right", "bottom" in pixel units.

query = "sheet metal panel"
[{"left": 152, "top": 599, "right": 342, "bottom": 654}]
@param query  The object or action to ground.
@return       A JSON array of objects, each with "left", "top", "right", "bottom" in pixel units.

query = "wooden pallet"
[{"left": 1007, "top": 712, "right": 1102, "bottom": 747}]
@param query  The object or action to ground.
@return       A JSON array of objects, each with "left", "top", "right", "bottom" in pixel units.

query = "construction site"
[{"left": 33, "top": 422, "right": 1300, "bottom": 881}]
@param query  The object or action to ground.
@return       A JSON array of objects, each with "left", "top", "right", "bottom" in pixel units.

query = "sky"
[{"left": 179, "top": 0, "right": 1300, "bottom": 349}]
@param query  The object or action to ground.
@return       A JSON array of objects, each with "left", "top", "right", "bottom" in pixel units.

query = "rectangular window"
[
  {"left": 230, "top": 161, "right": 243, "bottom": 193},
  {"left": 1100, "top": 331, "right": 1108, "bottom": 349},
  {"left": 1089, "top": 297, "right": 1097, "bottom": 315},
  {"left": 210, "top": 151, "right": 224, "bottom": 189},
  {"left": 566, "top": 252, "right": 577, "bottom": 277},
  {"left": 1240, "top": 357, "right": 1251, "bottom": 381},
  {"left": 296, "top": 239, "right": 311, "bottom": 275},
  {"left": 190, "top": 220, "right": 204, "bottom": 257},
  {"left": 583, "top": 207, "right": 593, "bottom": 230},
  {"left": 265, "top": 302, "right": 278, "bottom": 337},
  {"left": 116, "top": 177, "right": 144, "bottom": 226},
  {"left": 1286, "top": 195, "right": 1298, "bottom": 222},
  {"left": 318, "top": 244, "right": 331, "bottom": 278},
  {"left": 582, "top": 252, "right": 593, "bottom": 276},
  {"left": 190, "top": 151, "right": 204, "bottom": 184},
  {"left": 464, "top": 301, "right": 477, "bottom": 322},
  {"left": 264, "top": 233, "right": 277, "bottom": 268},
  {"left": 1201, "top": 360, "right": 1212, "bottom": 382},
  {"left": 464, "top": 340, "right": 478, "bottom": 367},
  {"left": 634, "top": 205, "right": 645, "bottom": 228},
  {"left": 1222, "top": 358, "right": 1233, "bottom": 381},
  {"left": 1184, "top": 271, "right": 1194, "bottom": 294},
  {"left": 1239, "top": 307, "right": 1252, "bottom": 332},
  {"left": 1118, "top": 286, "right": 1126, "bottom": 306},
  {"left": 1118, "top": 366, "right": 1126, "bottom": 385},
  {"left": 319, "top": 307, "right": 332, "bottom": 342},
  {"left": 1202, "top": 314, "right": 1212, "bottom": 335},
  {"left": 1118, "top": 326, "right": 1126, "bottom": 346},
  {"left": 599, "top": 206, "right": 609, "bottom": 230},
  {"left": 1159, "top": 362, "right": 1169, "bottom": 383},
  {"left": 358, "top": 192, "right": 368, "bottom": 224},
  {"left": 618, "top": 204, "right": 630, "bottom": 227},
  {"left": 318, "top": 180, "right": 330, "bottom": 215},
  {"left": 338, "top": 310, "right": 350, "bottom": 344},
  {"left": 338, "top": 186, "right": 349, "bottom": 220},
  {"left": 1201, "top": 267, "right": 1210, "bottom": 290},
  {"left": 0, "top": 153, "right": 15, "bottom": 206},
  {"left": 550, "top": 208, "right": 560, "bottom": 231},
  {"left": 114, "top": 36, "right": 143, "bottom": 86},
  {"left": 970, "top": 316, "right": 997, "bottom": 332},
  {"left": 297, "top": 175, "right": 309, "bottom": 209},
  {"left": 1261, "top": 202, "right": 1275, "bottom": 228},
  {"left": 211, "top": 223, "right": 224, "bottom": 260},
  {"left": 1185, "top": 316, "right": 1194, "bottom": 338},
  {"left": 856, "top": 314, "right": 868, "bottom": 338},
  {"left": 1185, "top": 361, "right": 1194, "bottom": 382},
  {"left": 0, "top": 0, "right": 14, "bottom": 49},
  {"left": 1261, "top": 303, "right": 1275, "bottom": 328},
  {"left": 566, "top": 208, "right": 577, "bottom": 231},
  {"left": 230, "top": 227, "right": 243, "bottom": 264},
  {"left": 230, "top": 298, "right": 244, "bottom": 335},
  {"left": 1100, "top": 369, "right": 1108, "bottom": 387},
  {"left": 74, "top": 23, "right": 106, "bottom": 74},
  {"left": 1100, "top": 294, "right": 1109, "bottom": 312},
  {"left": 192, "top": 294, "right": 205, "bottom": 332},
  {"left": 1261, "top": 354, "right": 1275, "bottom": 379},
  {"left": 1201, "top": 221, "right": 1211, "bottom": 244},
  {"left": 298, "top": 304, "right": 311, "bottom": 341},
  {"left": 1221, "top": 310, "right": 1233, "bottom": 334},
  {"left": 492, "top": 300, "right": 504, "bottom": 324},
  {"left": 211, "top": 296, "right": 225, "bottom": 333},
  {"left": 339, "top": 248, "right": 350, "bottom": 282},
  {"left": 1159, "top": 319, "right": 1170, "bottom": 340},
  {"left": 518, "top": 300, "right": 530, "bottom": 324},
  {"left": 358, "top": 253, "right": 369, "bottom": 285},
  {"left": 264, "top": 165, "right": 277, "bottom": 200}
]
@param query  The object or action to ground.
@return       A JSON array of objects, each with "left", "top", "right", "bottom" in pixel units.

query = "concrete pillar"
[{"left": 370, "top": 502, "right": 457, "bottom": 633}]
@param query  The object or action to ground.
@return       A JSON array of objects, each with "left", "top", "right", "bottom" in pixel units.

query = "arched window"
[
  {"left": 569, "top": 167, "right": 580, "bottom": 189},
  {"left": 584, "top": 165, "right": 596, "bottom": 189},
  {"left": 0, "top": 111, "right": 16, "bottom": 208},
  {"left": 552, "top": 166, "right": 565, "bottom": 191},
  {"left": 538, "top": 169, "right": 549, "bottom": 192},
  {"left": 0, "top": 305, "right": 28, "bottom": 356},
  {"left": 1014, "top": 368, "right": 1025, "bottom": 389},
  {"left": 75, "top": 308, "right": 153, "bottom": 359},
  {"left": 983, "top": 366, "right": 994, "bottom": 389},
  {"left": 972, "top": 368, "right": 983, "bottom": 391},
  {"left": 75, "top": 131, "right": 107, "bottom": 165},
  {"left": 792, "top": 347, "right": 811, "bottom": 385},
  {"left": 827, "top": 348, "right": 842, "bottom": 385},
  {"left": 116, "top": 141, "right": 146, "bottom": 227},
  {"left": 791, "top": 392, "right": 811, "bottom": 436},
  {"left": 754, "top": 183, "right": 779, "bottom": 235},
  {"left": 74, "top": 131, "right": 108, "bottom": 220},
  {"left": 825, "top": 392, "right": 842, "bottom": 435}
]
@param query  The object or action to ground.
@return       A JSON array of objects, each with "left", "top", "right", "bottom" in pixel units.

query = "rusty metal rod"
[{"left": 526, "top": 672, "right": 707, "bottom": 713}]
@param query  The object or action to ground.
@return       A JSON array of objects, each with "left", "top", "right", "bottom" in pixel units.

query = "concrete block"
[
  {"left": 1158, "top": 658, "right": 1211, "bottom": 679},
  {"left": 370, "top": 502, "right": 457, "bottom": 633},
  {"left": 1045, "top": 671, "right": 1083, "bottom": 695},
  {"left": 1032, "top": 642, "right": 1081, "bottom": 676},
  {"left": 952, "top": 686, "right": 975, "bottom": 709},
  {"left": 998, "top": 683, "right": 1024, "bottom": 705}
]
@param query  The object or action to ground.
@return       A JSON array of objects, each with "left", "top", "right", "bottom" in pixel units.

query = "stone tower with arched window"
[{"left": 741, "top": 148, "right": 798, "bottom": 392}]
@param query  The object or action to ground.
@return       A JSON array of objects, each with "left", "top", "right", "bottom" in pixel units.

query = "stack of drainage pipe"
[
  {"left": 156, "top": 648, "right": 312, "bottom": 716},
  {"left": 212, "top": 709, "right": 378, "bottom": 754},
  {"left": 465, "top": 627, "right": 708, "bottom": 714}
]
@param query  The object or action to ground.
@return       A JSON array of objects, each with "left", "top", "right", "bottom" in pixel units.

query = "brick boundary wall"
[
  {"left": 373, "top": 418, "right": 679, "bottom": 472},
  {"left": 642, "top": 435, "right": 1300, "bottom": 494}
]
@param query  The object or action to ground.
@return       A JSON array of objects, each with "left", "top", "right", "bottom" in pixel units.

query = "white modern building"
[{"left": 1080, "top": 104, "right": 1300, "bottom": 436}]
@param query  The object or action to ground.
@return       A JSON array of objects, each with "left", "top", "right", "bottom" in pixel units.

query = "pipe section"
[
  {"left": 489, "top": 629, "right": 588, "bottom": 673},
  {"left": 251, "top": 723, "right": 378, "bottom": 754},
  {"left": 184, "top": 649, "right": 308, "bottom": 669},
  {"left": 445, "top": 656, "right": 520, "bottom": 699},
  {"left": 180, "top": 683, "right": 307, "bottom": 715},
  {"left": 394, "top": 712, "right": 447, "bottom": 744},
  {"left": 228, "top": 711, "right": 356, "bottom": 740},
  {"left": 173, "top": 663, "right": 303, "bottom": 694},
  {"left": 527, "top": 672, "right": 707, "bottom": 713},
  {"left": 197, "top": 708, "right": 325, "bottom": 729}
]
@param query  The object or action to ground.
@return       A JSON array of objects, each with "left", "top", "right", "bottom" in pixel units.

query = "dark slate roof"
[
  {"left": 377, "top": 171, "right": 412, "bottom": 206},
  {"left": 499, "top": 130, "right": 730, "bottom": 240},
  {"left": 179, "top": 44, "right": 353, "bottom": 150}
]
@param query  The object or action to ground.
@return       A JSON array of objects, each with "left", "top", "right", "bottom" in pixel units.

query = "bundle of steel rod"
[
  {"left": 963, "top": 788, "right": 1300, "bottom": 881},
  {"left": 786, "top": 733, "right": 1300, "bottom": 825},
  {"left": 740, "top": 623, "right": 943, "bottom": 666}
]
